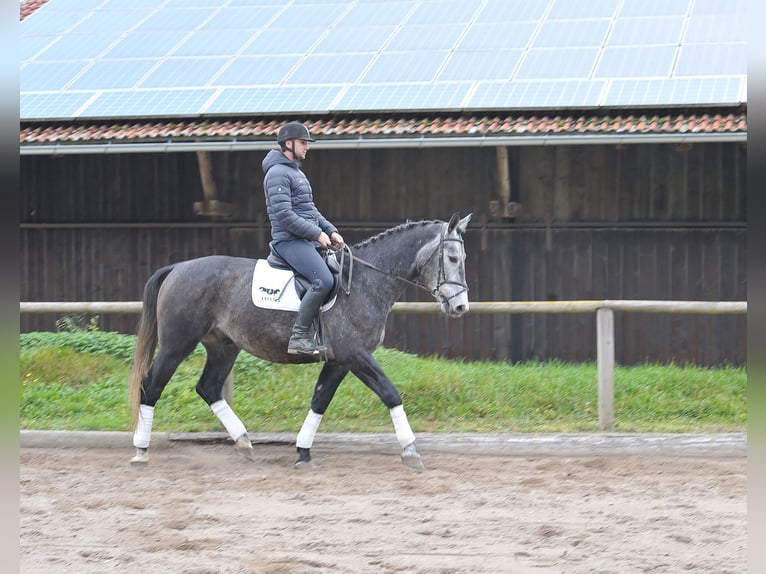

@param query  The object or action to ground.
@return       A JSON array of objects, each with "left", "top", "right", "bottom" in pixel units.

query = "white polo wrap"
[
  {"left": 210, "top": 400, "right": 247, "bottom": 441},
  {"left": 296, "top": 410, "right": 323, "bottom": 449},
  {"left": 133, "top": 404, "right": 155, "bottom": 449},
  {"left": 389, "top": 405, "right": 415, "bottom": 448}
]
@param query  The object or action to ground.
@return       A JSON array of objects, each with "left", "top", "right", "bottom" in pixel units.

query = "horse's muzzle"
[
  {"left": 443, "top": 301, "right": 468, "bottom": 317},
  {"left": 439, "top": 287, "right": 469, "bottom": 317}
]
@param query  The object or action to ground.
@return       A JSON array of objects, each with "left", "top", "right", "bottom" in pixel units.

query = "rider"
[{"left": 262, "top": 121, "right": 344, "bottom": 355}]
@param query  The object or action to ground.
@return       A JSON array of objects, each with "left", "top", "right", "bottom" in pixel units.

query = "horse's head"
[{"left": 417, "top": 213, "right": 472, "bottom": 318}]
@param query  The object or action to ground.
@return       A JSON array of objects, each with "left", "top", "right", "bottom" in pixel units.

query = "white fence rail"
[{"left": 20, "top": 300, "right": 747, "bottom": 431}]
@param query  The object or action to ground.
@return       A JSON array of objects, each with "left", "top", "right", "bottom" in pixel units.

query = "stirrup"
[{"left": 287, "top": 336, "right": 326, "bottom": 355}]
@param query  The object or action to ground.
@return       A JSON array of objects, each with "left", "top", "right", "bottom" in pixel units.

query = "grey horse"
[{"left": 128, "top": 214, "right": 471, "bottom": 469}]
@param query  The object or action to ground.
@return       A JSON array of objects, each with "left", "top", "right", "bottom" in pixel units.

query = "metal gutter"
[{"left": 19, "top": 131, "right": 747, "bottom": 155}]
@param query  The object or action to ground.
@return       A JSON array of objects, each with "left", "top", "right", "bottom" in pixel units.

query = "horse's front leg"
[
  {"left": 351, "top": 352, "right": 424, "bottom": 470},
  {"left": 294, "top": 362, "right": 349, "bottom": 468}
]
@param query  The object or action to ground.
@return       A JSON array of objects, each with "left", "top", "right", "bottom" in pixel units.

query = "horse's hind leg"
[
  {"left": 196, "top": 336, "right": 254, "bottom": 461},
  {"left": 132, "top": 344, "right": 196, "bottom": 463}
]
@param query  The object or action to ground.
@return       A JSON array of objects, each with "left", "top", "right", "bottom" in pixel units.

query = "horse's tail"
[{"left": 129, "top": 264, "right": 175, "bottom": 431}]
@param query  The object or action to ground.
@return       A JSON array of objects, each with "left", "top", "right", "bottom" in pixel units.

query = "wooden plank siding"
[{"left": 20, "top": 142, "right": 746, "bottom": 365}]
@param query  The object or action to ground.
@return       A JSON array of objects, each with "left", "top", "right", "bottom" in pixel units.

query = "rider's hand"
[
  {"left": 330, "top": 232, "right": 345, "bottom": 248},
  {"left": 316, "top": 232, "right": 332, "bottom": 247}
]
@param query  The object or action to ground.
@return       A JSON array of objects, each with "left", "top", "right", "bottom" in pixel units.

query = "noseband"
[{"left": 338, "top": 231, "right": 469, "bottom": 303}]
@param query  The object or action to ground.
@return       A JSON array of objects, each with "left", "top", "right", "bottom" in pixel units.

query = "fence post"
[{"left": 596, "top": 307, "right": 615, "bottom": 431}]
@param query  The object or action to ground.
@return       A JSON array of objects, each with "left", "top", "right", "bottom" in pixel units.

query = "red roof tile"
[
  {"left": 19, "top": 110, "right": 747, "bottom": 147},
  {"left": 20, "top": 0, "right": 49, "bottom": 21}
]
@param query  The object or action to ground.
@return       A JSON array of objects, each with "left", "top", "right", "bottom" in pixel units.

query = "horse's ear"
[
  {"left": 447, "top": 212, "right": 461, "bottom": 233},
  {"left": 452, "top": 213, "right": 472, "bottom": 234}
]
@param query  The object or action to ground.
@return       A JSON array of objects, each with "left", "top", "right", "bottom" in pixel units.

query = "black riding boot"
[{"left": 288, "top": 287, "right": 327, "bottom": 355}]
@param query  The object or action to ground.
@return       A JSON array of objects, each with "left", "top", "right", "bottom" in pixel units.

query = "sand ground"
[{"left": 20, "top": 439, "right": 745, "bottom": 573}]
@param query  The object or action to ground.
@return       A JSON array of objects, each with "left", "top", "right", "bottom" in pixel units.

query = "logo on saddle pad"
[{"left": 251, "top": 259, "right": 336, "bottom": 312}]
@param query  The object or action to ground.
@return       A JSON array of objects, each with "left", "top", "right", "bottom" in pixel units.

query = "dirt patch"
[{"left": 20, "top": 442, "right": 745, "bottom": 573}]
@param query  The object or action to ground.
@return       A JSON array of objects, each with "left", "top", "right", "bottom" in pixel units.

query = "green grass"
[{"left": 20, "top": 331, "right": 746, "bottom": 434}]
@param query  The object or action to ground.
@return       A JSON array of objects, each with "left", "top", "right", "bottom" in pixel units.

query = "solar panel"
[
  {"left": 361, "top": 52, "right": 449, "bottom": 83},
  {"left": 286, "top": 54, "right": 373, "bottom": 84},
  {"left": 469, "top": 80, "right": 606, "bottom": 109},
  {"left": 691, "top": 0, "right": 746, "bottom": 17},
  {"left": 386, "top": 25, "right": 466, "bottom": 51},
  {"left": 69, "top": 9, "right": 150, "bottom": 35},
  {"left": 69, "top": 59, "right": 158, "bottom": 90},
  {"left": 31, "top": 34, "right": 122, "bottom": 61},
  {"left": 603, "top": 78, "right": 743, "bottom": 106},
  {"left": 337, "top": 83, "right": 471, "bottom": 111},
  {"left": 21, "top": 10, "right": 91, "bottom": 35},
  {"left": 675, "top": 44, "right": 747, "bottom": 76},
  {"left": 270, "top": 4, "right": 348, "bottom": 28},
  {"left": 618, "top": 0, "right": 689, "bottom": 18},
  {"left": 82, "top": 88, "right": 217, "bottom": 118},
  {"left": 21, "top": 92, "right": 96, "bottom": 120},
  {"left": 104, "top": 32, "right": 190, "bottom": 59},
  {"left": 40, "top": 0, "right": 106, "bottom": 9},
  {"left": 172, "top": 30, "right": 256, "bottom": 57},
  {"left": 20, "top": 35, "right": 57, "bottom": 62},
  {"left": 458, "top": 22, "right": 538, "bottom": 50},
  {"left": 200, "top": 7, "right": 281, "bottom": 30},
  {"left": 242, "top": 28, "right": 327, "bottom": 55},
  {"left": 438, "top": 50, "right": 523, "bottom": 82},
  {"left": 406, "top": 0, "right": 483, "bottom": 25},
  {"left": 314, "top": 26, "right": 395, "bottom": 53},
  {"left": 596, "top": 46, "right": 678, "bottom": 78},
  {"left": 515, "top": 48, "right": 600, "bottom": 80},
  {"left": 21, "top": 62, "right": 90, "bottom": 92},
  {"left": 607, "top": 17, "right": 684, "bottom": 46},
  {"left": 19, "top": 0, "right": 747, "bottom": 119},
  {"left": 139, "top": 58, "right": 229, "bottom": 89},
  {"left": 547, "top": 0, "right": 620, "bottom": 20},
  {"left": 533, "top": 19, "right": 612, "bottom": 48},
  {"left": 684, "top": 16, "right": 746, "bottom": 44},
  {"left": 212, "top": 55, "right": 302, "bottom": 86},
  {"left": 474, "top": 0, "right": 549, "bottom": 22},
  {"left": 205, "top": 86, "right": 341, "bottom": 114},
  {"left": 335, "top": 2, "right": 414, "bottom": 27},
  {"left": 133, "top": 7, "right": 218, "bottom": 32}
]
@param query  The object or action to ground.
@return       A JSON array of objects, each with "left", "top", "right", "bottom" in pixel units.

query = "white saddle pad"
[{"left": 251, "top": 259, "right": 336, "bottom": 312}]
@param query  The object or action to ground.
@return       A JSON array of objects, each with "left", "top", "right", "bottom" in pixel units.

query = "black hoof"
[
  {"left": 294, "top": 446, "right": 315, "bottom": 468},
  {"left": 295, "top": 446, "right": 311, "bottom": 463}
]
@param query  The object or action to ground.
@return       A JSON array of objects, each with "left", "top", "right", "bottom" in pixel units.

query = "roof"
[
  {"left": 20, "top": 0, "right": 748, "bottom": 152},
  {"left": 19, "top": 109, "right": 747, "bottom": 154}
]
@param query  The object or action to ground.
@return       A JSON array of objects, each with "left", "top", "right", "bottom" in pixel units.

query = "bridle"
[{"left": 335, "top": 231, "right": 469, "bottom": 304}]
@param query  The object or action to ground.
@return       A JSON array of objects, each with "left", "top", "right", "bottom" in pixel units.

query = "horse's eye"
[{"left": 449, "top": 256, "right": 459, "bottom": 264}]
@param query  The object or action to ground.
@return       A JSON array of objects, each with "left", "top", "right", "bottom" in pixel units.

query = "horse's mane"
[{"left": 353, "top": 219, "right": 443, "bottom": 250}]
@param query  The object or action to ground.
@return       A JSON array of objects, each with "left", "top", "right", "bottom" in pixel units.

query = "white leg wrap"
[
  {"left": 390, "top": 405, "right": 416, "bottom": 448},
  {"left": 210, "top": 400, "right": 248, "bottom": 441},
  {"left": 296, "top": 410, "right": 323, "bottom": 449},
  {"left": 133, "top": 404, "right": 155, "bottom": 449}
]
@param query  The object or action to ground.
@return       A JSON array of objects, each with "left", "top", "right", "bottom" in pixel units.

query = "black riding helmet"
[{"left": 277, "top": 121, "right": 315, "bottom": 151}]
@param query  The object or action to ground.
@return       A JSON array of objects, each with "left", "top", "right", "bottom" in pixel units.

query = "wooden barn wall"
[{"left": 20, "top": 142, "right": 746, "bottom": 365}]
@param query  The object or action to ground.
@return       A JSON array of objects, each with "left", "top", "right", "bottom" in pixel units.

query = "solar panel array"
[{"left": 20, "top": 0, "right": 747, "bottom": 120}]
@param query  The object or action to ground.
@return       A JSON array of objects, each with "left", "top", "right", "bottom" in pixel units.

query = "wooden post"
[
  {"left": 196, "top": 151, "right": 219, "bottom": 205},
  {"left": 496, "top": 146, "right": 511, "bottom": 205},
  {"left": 194, "top": 151, "right": 232, "bottom": 217},
  {"left": 597, "top": 307, "right": 615, "bottom": 431}
]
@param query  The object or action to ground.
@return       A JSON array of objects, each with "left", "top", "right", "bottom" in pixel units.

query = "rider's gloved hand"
[
  {"left": 316, "top": 232, "right": 332, "bottom": 247},
  {"left": 330, "top": 232, "right": 345, "bottom": 248}
]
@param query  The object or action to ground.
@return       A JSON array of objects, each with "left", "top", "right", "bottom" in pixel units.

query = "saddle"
[{"left": 251, "top": 246, "right": 341, "bottom": 312}]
